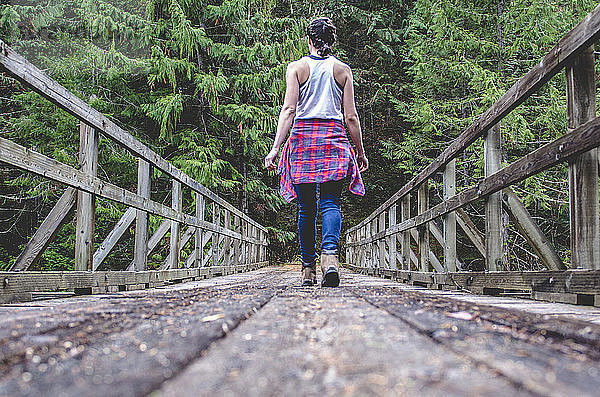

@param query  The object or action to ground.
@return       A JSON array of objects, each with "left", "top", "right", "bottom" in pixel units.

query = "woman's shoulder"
[
  {"left": 332, "top": 57, "right": 351, "bottom": 80},
  {"left": 331, "top": 56, "right": 350, "bottom": 69},
  {"left": 287, "top": 57, "right": 310, "bottom": 71}
]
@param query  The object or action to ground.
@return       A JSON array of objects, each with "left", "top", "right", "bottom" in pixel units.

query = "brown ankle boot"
[
  {"left": 301, "top": 264, "right": 317, "bottom": 286},
  {"left": 320, "top": 254, "right": 340, "bottom": 287}
]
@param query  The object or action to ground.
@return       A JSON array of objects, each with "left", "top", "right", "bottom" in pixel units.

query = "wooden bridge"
[{"left": 2, "top": 5, "right": 600, "bottom": 397}]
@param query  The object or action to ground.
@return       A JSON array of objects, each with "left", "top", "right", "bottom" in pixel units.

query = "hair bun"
[{"left": 307, "top": 17, "right": 337, "bottom": 57}]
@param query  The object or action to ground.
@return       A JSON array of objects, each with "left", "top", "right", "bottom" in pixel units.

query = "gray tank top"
[{"left": 295, "top": 55, "right": 344, "bottom": 121}]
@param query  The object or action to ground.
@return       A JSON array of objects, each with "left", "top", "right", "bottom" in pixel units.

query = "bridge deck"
[{"left": 2, "top": 266, "right": 600, "bottom": 397}]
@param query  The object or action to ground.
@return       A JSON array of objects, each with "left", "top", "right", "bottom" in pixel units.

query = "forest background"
[{"left": 0, "top": 0, "right": 598, "bottom": 271}]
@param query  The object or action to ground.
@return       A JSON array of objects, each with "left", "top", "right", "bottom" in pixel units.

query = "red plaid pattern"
[{"left": 277, "top": 118, "right": 365, "bottom": 202}]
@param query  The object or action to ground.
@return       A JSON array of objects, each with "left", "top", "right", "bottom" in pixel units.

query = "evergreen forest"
[{"left": 0, "top": 0, "right": 598, "bottom": 271}]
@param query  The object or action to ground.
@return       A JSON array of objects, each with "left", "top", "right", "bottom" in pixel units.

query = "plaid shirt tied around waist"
[{"left": 277, "top": 118, "right": 365, "bottom": 202}]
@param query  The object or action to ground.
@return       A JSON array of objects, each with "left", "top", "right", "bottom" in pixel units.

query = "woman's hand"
[
  {"left": 357, "top": 153, "right": 369, "bottom": 173},
  {"left": 264, "top": 147, "right": 279, "bottom": 171}
]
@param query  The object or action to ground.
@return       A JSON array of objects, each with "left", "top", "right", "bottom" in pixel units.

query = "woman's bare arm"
[
  {"left": 338, "top": 63, "right": 368, "bottom": 172},
  {"left": 264, "top": 63, "right": 300, "bottom": 170}
]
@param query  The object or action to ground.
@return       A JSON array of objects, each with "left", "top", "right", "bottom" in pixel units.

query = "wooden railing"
[
  {"left": 345, "top": 5, "right": 600, "bottom": 305},
  {"left": 0, "top": 40, "right": 269, "bottom": 303}
]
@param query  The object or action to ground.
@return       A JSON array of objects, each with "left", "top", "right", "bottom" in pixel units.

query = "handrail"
[
  {"left": 348, "top": 4, "right": 600, "bottom": 235},
  {"left": 345, "top": 4, "right": 600, "bottom": 276},
  {"left": 0, "top": 41, "right": 269, "bottom": 290},
  {"left": 0, "top": 40, "right": 265, "bottom": 233}
]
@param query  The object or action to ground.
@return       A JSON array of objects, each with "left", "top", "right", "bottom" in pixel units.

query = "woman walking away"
[{"left": 264, "top": 17, "right": 368, "bottom": 287}]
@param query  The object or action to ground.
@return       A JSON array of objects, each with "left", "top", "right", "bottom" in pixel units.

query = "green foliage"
[{"left": 0, "top": 0, "right": 597, "bottom": 268}]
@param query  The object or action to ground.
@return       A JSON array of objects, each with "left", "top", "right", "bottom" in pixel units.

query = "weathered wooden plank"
[
  {"left": 195, "top": 193, "right": 205, "bottom": 268},
  {"left": 370, "top": 219, "right": 377, "bottom": 268},
  {"left": 93, "top": 207, "right": 136, "bottom": 270},
  {"left": 223, "top": 210, "right": 232, "bottom": 266},
  {"left": 484, "top": 124, "right": 503, "bottom": 271},
  {"left": 342, "top": 265, "right": 600, "bottom": 298},
  {"left": 378, "top": 212, "right": 386, "bottom": 269},
  {"left": 347, "top": 4, "right": 600, "bottom": 234},
  {"left": 0, "top": 137, "right": 266, "bottom": 246},
  {"left": 503, "top": 188, "right": 565, "bottom": 270},
  {"left": 401, "top": 195, "right": 411, "bottom": 270},
  {"left": 347, "top": 116, "right": 600, "bottom": 247},
  {"left": 75, "top": 122, "right": 98, "bottom": 271},
  {"left": 566, "top": 46, "right": 600, "bottom": 270},
  {"left": 456, "top": 208, "right": 486, "bottom": 257},
  {"left": 1, "top": 266, "right": 282, "bottom": 303},
  {"left": 133, "top": 159, "right": 151, "bottom": 271},
  {"left": 418, "top": 183, "right": 429, "bottom": 271},
  {"left": 167, "top": 181, "right": 183, "bottom": 270},
  {"left": 443, "top": 160, "right": 457, "bottom": 272},
  {"left": 212, "top": 204, "right": 220, "bottom": 267},
  {"left": 388, "top": 205, "right": 397, "bottom": 270},
  {"left": 10, "top": 187, "right": 76, "bottom": 271}
]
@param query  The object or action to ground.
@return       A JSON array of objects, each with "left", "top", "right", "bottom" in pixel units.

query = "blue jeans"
[{"left": 293, "top": 180, "right": 343, "bottom": 267}]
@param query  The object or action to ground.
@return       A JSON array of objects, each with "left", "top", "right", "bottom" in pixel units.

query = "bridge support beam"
[
  {"left": 75, "top": 122, "right": 98, "bottom": 271},
  {"left": 168, "top": 180, "right": 183, "bottom": 269},
  {"left": 418, "top": 183, "right": 430, "bottom": 271},
  {"left": 566, "top": 46, "right": 599, "bottom": 270},
  {"left": 212, "top": 204, "right": 220, "bottom": 266},
  {"left": 401, "top": 196, "right": 411, "bottom": 270},
  {"left": 11, "top": 187, "right": 76, "bottom": 271},
  {"left": 484, "top": 123, "right": 503, "bottom": 271},
  {"left": 378, "top": 212, "right": 386, "bottom": 269},
  {"left": 133, "top": 159, "right": 151, "bottom": 271},
  {"left": 195, "top": 193, "right": 205, "bottom": 268},
  {"left": 388, "top": 204, "right": 397, "bottom": 270},
  {"left": 503, "top": 188, "right": 565, "bottom": 270},
  {"left": 443, "top": 159, "right": 457, "bottom": 272}
]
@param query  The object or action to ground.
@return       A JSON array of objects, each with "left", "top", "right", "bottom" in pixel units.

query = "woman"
[{"left": 264, "top": 17, "right": 368, "bottom": 287}]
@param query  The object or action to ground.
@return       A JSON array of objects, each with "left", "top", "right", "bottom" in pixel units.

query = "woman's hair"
[{"left": 307, "top": 17, "right": 337, "bottom": 57}]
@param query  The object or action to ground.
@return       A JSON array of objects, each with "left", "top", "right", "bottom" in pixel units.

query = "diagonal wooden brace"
[{"left": 10, "top": 187, "right": 76, "bottom": 271}]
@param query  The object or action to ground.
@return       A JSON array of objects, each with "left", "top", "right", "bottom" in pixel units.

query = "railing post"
[
  {"left": 378, "top": 212, "right": 386, "bottom": 269},
  {"left": 401, "top": 195, "right": 411, "bottom": 270},
  {"left": 248, "top": 223, "right": 256, "bottom": 263},
  {"left": 75, "top": 122, "right": 98, "bottom": 271},
  {"left": 252, "top": 226, "right": 258, "bottom": 264},
  {"left": 566, "top": 46, "right": 599, "bottom": 270},
  {"left": 239, "top": 220, "right": 245, "bottom": 265},
  {"left": 223, "top": 210, "right": 231, "bottom": 266},
  {"left": 417, "top": 183, "right": 429, "bottom": 271},
  {"left": 212, "top": 204, "right": 220, "bottom": 266},
  {"left": 361, "top": 226, "right": 366, "bottom": 268},
  {"left": 484, "top": 124, "right": 503, "bottom": 271},
  {"left": 233, "top": 215, "right": 241, "bottom": 266},
  {"left": 133, "top": 159, "right": 150, "bottom": 271},
  {"left": 350, "top": 230, "right": 357, "bottom": 266},
  {"left": 195, "top": 193, "right": 205, "bottom": 268},
  {"left": 370, "top": 218, "right": 377, "bottom": 269},
  {"left": 345, "top": 233, "right": 351, "bottom": 266},
  {"left": 388, "top": 205, "right": 397, "bottom": 270},
  {"left": 252, "top": 227, "right": 256, "bottom": 264},
  {"left": 356, "top": 227, "right": 362, "bottom": 267},
  {"left": 259, "top": 229, "right": 264, "bottom": 263},
  {"left": 168, "top": 180, "right": 182, "bottom": 269},
  {"left": 443, "top": 159, "right": 457, "bottom": 272}
]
